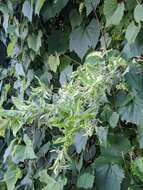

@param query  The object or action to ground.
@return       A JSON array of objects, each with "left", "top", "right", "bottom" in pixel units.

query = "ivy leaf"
[
  {"left": 0, "top": 118, "right": 9, "bottom": 137},
  {"left": 7, "top": 38, "right": 16, "bottom": 57},
  {"left": 126, "top": 0, "right": 137, "bottom": 11},
  {"left": 74, "top": 130, "right": 88, "bottom": 154},
  {"left": 100, "top": 105, "right": 112, "bottom": 122},
  {"left": 35, "top": 0, "right": 45, "bottom": 15},
  {"left": 15, "top": 63, "right": 25, "bottom": 76},
  {"left": 109, "top": 112, "right": 119, "bottom": 128},
  {"left": 131, "top": 157, "right": 143, "bottom": 182},
  {"left": 85, "top": 0, "right": 100, "bottom": 16},
  {"left": 12, "top": 135, "right": 37, "bottom": 162},
  {"left": 124, "top": 65, "right": 143, "bottom": 94},
  {"left": 27, "top": 30, "right": 42, "bottom": 52},
  {"left": 0, "top": 4, "right": 9, "bottom": 31},
  {"left": 48, "top": 30, "right": 69, "bottom": 54},
  {"left": 109, "top": 2, "right": 124, "bottom": 26},
  {"left": 96, "top": 126, "right": 108, "bottom": 147},
  {"left": 38, "top": 170, "right": 66, "bottom": 190},
  {"left": 38, "top": 142, "right": 50, "bottom": 156},
  {"left": 104, "top": 0, "right": 117, "bottom": 22},
  {"left": 134, "top": 4, "right": 143, "bottom": 23},
  {"left": 125, "top": 22, "right": 140, "bottom": 44},
  {"left": 118, "top": 65, "right": 143, "bottom": 124},
  {"left": 119, "top": 97, "right": 143, "bottom": 125},
  {"left": 104, "top": 0, "right": 124, "bottom": 26},
  {"left": 123, "top": 31, "right": 143, "bottom": 58},
  {"left": 4, "top": 161, "right": 22, "bottom": 190},
  {"left": 60, "top": 65, "right": 73, "bottom": 86},
  {"left": 48, "top": 54, "right": 60, "bottom": 73},
  {"left": 70, "top": 19, "right": 100, "bottom": 59},
  {"left": 42, "top": 0, "right": 69, "bottom": 21},
  {"left": 22, "top": 0, "right": 33, "bottom": 22},
  {"left": 95, "top": 163, "right": 124, "bottom": 190},
  {"left": 101, "top": 134, "right": 131, "bottom": 158},
  {"left": 12, "top": 144, "right": 37, "bottom": 162},
  {"left": 6, "top": 134, "right": 37, "bottom": 162},
  {"left": 77, "top": 173, "right": 95, "bottom": 189},
  {"left": 11, "top": 119, "right": 23, "bottom": 137},
  {"left": 69, "top": 9, "right": 82, "bottom": 29}
]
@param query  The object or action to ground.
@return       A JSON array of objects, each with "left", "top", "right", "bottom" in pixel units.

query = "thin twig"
[{"left": 63, "top": 54, "right": 81, "bottom": 65}]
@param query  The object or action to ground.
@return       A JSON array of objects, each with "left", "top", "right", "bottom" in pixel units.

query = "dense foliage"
[{"left": 1, "top": 0, "right": 143, "bottom": 190}]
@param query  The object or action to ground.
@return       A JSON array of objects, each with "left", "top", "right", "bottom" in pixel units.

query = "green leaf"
[
  {"left": 15, "top": 63, "right": 25, "bottom": 76},
  {"left": 95, "top": 163, "right": 124, "bottom": 190},
  {"left": 131, "top": 157, "right": 143, "bottom": 182},
  {"left": 7, "top": 38, "right": 16, "bottom": 57},
  {"left": 42, "top": 0, "right": 69, "bottom": 21},
  {"left": 48, "top": 30, "right": 69, "bottom": 54},
  {"left": 126, "top": 0, "right": 137, "bottom": 11},
  {"left": 0, "top": 4, "right": 9, "bottom": 31},
  {"left": 59, "top": 65, "right": 73, "bottom": 86},
  {"left": 77, "top": 173, "right": 95, "bottom": 189},
  {"left": 109, "top": 112, "right": 119, "bottom": 128},
  {"left": 0, "top": 118, "right": 9, "bottom": 137},
  {"left": 22, "top": 0, "right": 33, "bottom": 22},
  {"left": 118, "top": 65, "right": 143, "bottom": 124},
  {"left": 134, "top": 4, "right": 143, "bottom": 23},
  {"left": 13, "top": 135, "right": 37, "bottom": 161},
  {"left": 85, "top": 0, "right": 100, "bottom": 15},
  {"left": 69, "top": 9, "right": 82, "bottom": 29},
  {"left": 100, "top": 105, "right": 112, "bottom": 122},
  {"left": 35, "top": 0, "right": 45, "bottom": 15},
  {"left": 38, "top": 142, "right": 50, "bottom": 156},
  {"left": 11, "top": 119, "right": 22, "bottom": 137},
  {"left": 109, "top": 2, "right": 124, "bottom": 26},
  {"left": 104, "top": 0, "right": 117, "bottom": 22},
  {"left": 4, "top": 161, "right": 22, "bottom": 190},
  {"left": 104, "top": 0, "right": 124, "bottom": 26},
  {"left": 101, "top": 134, "right": 131, "bottom": 158},
  {"left": 70, "top": 19, "right": 100, "bottom": 59},
  {"left": 12, "top": 144, "right": 37, "bottom": 162},
  {"left": 6, "top": 134, "right": 37, "bottom": 162},
  {"left": 38, "top": 170, "right": 66, "bottom": 190},
  {"left": 74, "top": 130, "right": 88, "bottom": 154},
  {"left": 27, "top": 30, "right": 42, "bottom": 52},
  {"left": 48, "top": 54, "right": 60, "bottom": 73},
  {"left": 137, "top": 127, "right": 143, "bottom": 149},
  {"left": 96, "top": 126, "right": 108, "bottom": 147},
  {"left": 12, "top": 97, "right": 28, "bottom": 110},
  {"left": 125, "top": 22, "right": 140, "bottom": 44},
  {"left": 123, "top": 31, "right": 143, "bottom": 58},
  {"left": 124, "top": 65, "right": 143, "bottom": 93}
]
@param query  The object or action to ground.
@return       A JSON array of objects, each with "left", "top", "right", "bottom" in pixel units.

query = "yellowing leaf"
[
  {"left": 35, "top": 0, "right": 45, "bottom": 15},
  {"left": 7, "top": 38, "right": 16, "bottom": 57},
  {"left": 48, "top": 54, "right": 60, "bottom": 73}
]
